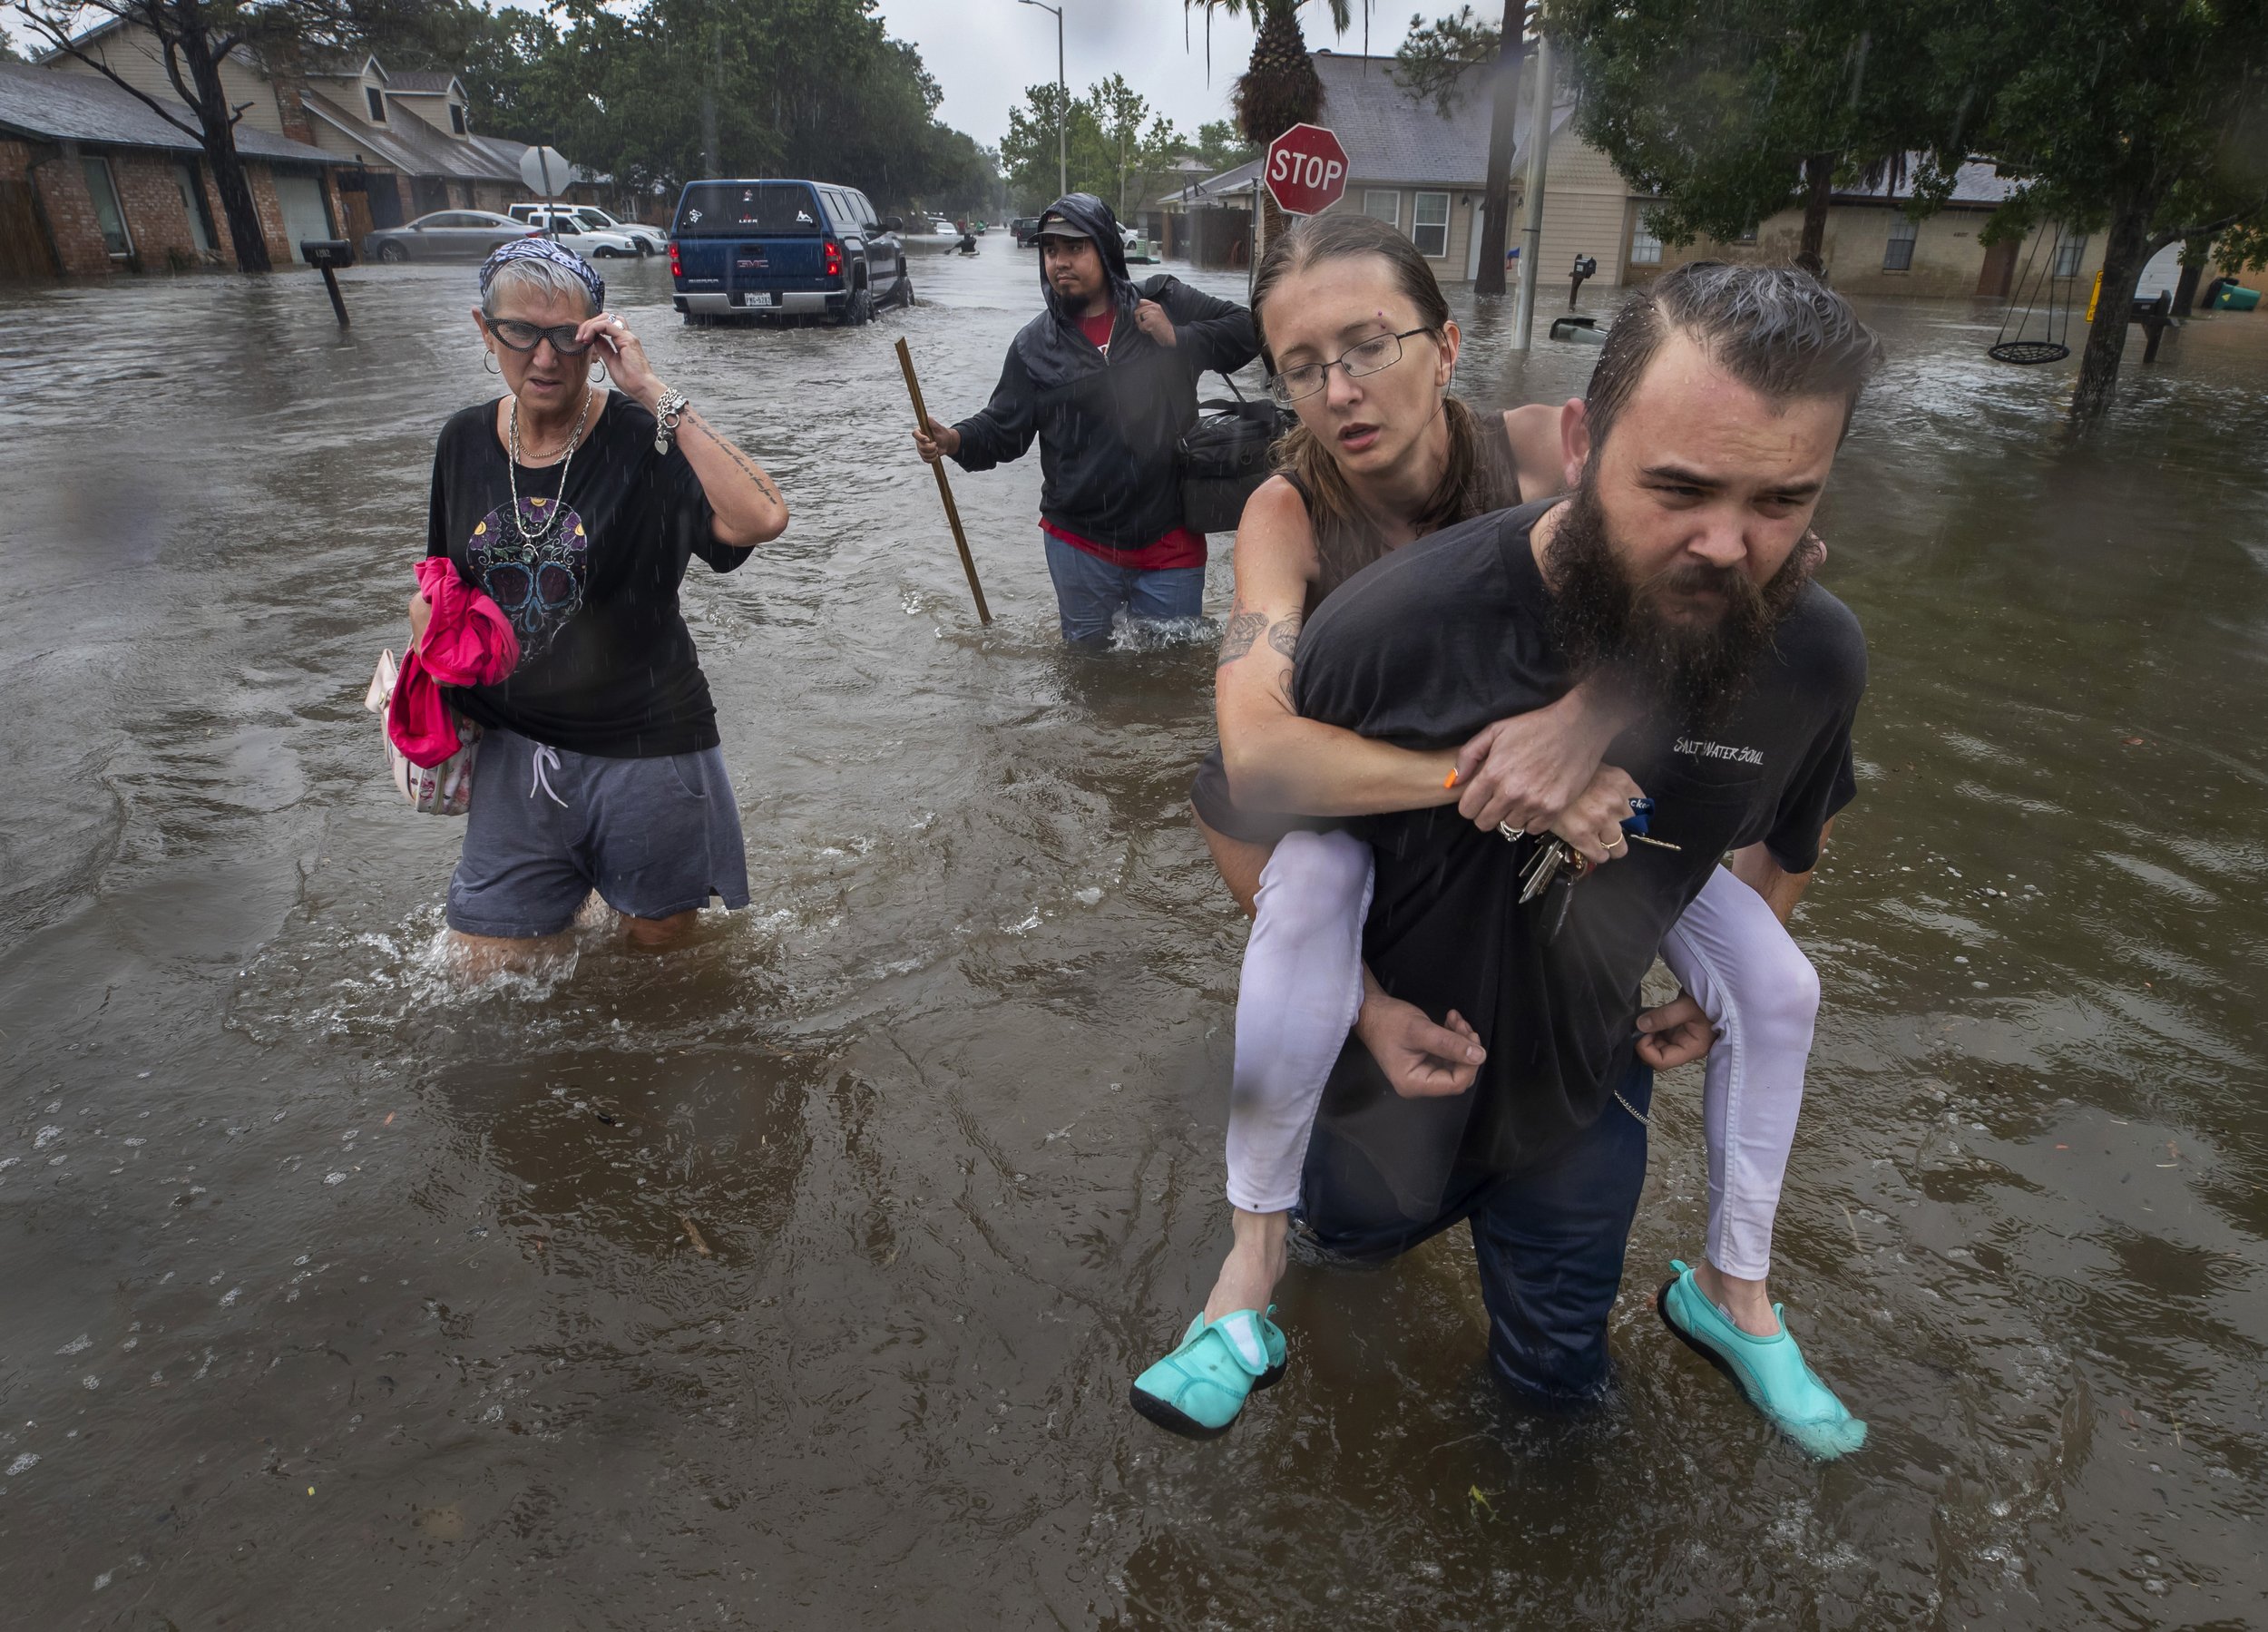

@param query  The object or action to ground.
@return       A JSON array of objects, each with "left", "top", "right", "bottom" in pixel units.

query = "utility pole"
[
  {"left": 1511, "top": 29, "right": 1553, "bottom": 351},
  {"left": 1021, "top": 0, "right": 1067, "bottom": 201}
]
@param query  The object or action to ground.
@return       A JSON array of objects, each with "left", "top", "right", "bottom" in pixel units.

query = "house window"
[
  {"left": 1882, "top": 215, "right": 1918, "bottom": 271},
  {"left": 1362, "top": 189, "right": 1399, "bottom": 229},
  {"left": 1629, "top": 216, "right": 1662, "bottom": 265},
  {"left": 366, "top": 86, "right": 385, "bottom": 122},
  {"left": 1412, "top": 191, "right": 1450, "bottom": 258},
  {"left": 449, "top": 103, "right": 465, "bottom": 135},
  {"left": 2053, "top": 233, "right": 2087, "bottom": 279},
  {"left": 81, "top": 157, "right": 132, "bottom": 258}
]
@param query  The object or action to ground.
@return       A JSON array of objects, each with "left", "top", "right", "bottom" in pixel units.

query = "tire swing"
[{"left": 1989, "top": 223, "right": 2073, "bottom": 365}]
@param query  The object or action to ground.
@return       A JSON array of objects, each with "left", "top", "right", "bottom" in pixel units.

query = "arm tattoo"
[
  {"left": 1217, "top": 609, "right": 1266, "bottom": 667},
  {"left": 681, "top": 410, "right": 782, "bottom": 506},
  {"left": 1266, "top": 611, "right": 1302, "bottom": 660}
]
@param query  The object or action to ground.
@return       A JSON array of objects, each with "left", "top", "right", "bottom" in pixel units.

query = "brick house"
[
  {"left": 35, "top": 20, "right": 589, "bottom": 253},
  {"left": 0, "top": 61, "right": 347, "bottom": 278}
]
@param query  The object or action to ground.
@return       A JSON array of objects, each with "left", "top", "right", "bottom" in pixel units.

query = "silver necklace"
[{"left": 506, "top": 387, "right": 594, "bottom": 542}]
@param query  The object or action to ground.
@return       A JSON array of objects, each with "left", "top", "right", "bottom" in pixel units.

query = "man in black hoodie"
[{"left": 913, "top": 194, "right": 1259, "bottom": 647}]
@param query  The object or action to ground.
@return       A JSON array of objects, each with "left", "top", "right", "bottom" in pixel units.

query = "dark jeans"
[
  {"left": 1041, "top": 535, "right": 1206, "bottom": 647},
  {"left": 1297, "top": 1060, "right": 1654, "bottom": 1407}
]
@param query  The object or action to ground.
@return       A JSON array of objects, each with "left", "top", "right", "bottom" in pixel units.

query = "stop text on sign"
[
  {"left": 1270, "top": 149, "right": 1342, "bottom": 192},
  {"left": 1265, "top": 123, "right": 1351, "bottom": 216}
]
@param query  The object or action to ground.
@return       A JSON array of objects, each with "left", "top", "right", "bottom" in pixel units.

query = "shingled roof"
[
  {"left": 384, "top": 71, "right": 463, "bottom": 95},
  {"left": 1165, "top": 53, "right": 1576, "bottom": 204},
  {"left": 301, "top": 87, "right": 517, "bottom": 183},
  {"left": 1313, "top": 52, "right": 1498, "bottom": 186},
  {"left": 0, "top": 61, "right": 332, "bottom": 163}
]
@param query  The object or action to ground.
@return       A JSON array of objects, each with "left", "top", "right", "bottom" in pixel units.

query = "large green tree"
[
  {"left": 1547, "top": 0, "right": 1946, "bottom": 274},
  {"left": 1001, "top": 76, "right": 1187, "bottom": 216},
  {"left": 1002, "top": 82, "right": 1104, "bottom": 208},
  {"left": 429, "top": 0, "right": 996, "bottom": 217},
  {"left": 1191, "top": 118, "right": 1258, "bottom": 172},
  {"left": 1942, "top": 0, "right": 2268, "bottom": 423}
]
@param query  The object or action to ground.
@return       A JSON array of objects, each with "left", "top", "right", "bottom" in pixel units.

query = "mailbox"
[
  {"left": 1569, "top": 253, "right": 1599, "bottom": 309},
  {"left": 302, "top": 239, "right": 356, "bottom": 327}
]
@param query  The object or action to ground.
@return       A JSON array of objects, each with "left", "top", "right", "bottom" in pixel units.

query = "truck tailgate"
[{"left": 731, "top": 238, "right": 827, "bottom": 286}]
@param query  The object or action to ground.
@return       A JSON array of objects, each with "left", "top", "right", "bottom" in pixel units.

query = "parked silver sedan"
[{"left": 364, "top": 210, "right": 540, "bottom": 264}]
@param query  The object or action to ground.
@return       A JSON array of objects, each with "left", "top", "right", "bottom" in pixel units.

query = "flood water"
[{"left": 3, "top": 241, "right": 2264, "bottom": 1628}]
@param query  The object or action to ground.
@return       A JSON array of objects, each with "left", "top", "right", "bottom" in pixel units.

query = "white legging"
[{"left": 1225, "top": 828, "right": 1816, "bottom": 1280}]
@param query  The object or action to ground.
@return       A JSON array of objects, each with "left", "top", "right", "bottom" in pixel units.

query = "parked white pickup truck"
[{"left": 506, "top": 204, "right": 661, "bottom": 257}]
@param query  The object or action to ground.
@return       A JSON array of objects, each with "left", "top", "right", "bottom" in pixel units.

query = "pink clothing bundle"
[{"left": 387, "top": 556, "right": 519, "bottom": 767}]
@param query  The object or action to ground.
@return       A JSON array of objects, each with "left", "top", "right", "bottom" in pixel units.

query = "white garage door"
[{"left": 273, "top": 172, "right": 334, "bottom": 262}]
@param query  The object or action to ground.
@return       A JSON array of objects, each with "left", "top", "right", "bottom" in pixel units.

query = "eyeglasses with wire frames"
[
  {"left": 1265, "top": 326, "right": 1434, "bottom": 406},
  {"left": 484, "top": 317, "right": 594, "bottom": 357}
]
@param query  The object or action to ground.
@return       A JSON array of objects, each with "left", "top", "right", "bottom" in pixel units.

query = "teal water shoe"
[
  {"left": 1129, "top": 1308, "right": 1289, "bottom": 1440},
  {"left": 1657, "top": 1260, "right": 1867, "bottom": 1461}
]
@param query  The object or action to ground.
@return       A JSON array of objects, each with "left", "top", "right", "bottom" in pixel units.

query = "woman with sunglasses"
[
  {"left": 1132, "top": 214, "right": 1862, "bottom": 1458},
  {"left": 408, "top": 239, "right": 788, "bottom": 972}
]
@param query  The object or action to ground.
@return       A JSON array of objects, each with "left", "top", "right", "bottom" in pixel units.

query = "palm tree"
[
  {"left": 1188, "top": 2, "right": 1365, "bottom": 259},
  {"left": 1205, "top": 0, "right": 1354, "bottom": 143}
]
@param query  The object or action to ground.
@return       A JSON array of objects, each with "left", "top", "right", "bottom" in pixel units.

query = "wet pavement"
[{"left": 2, "top": 240, "right": 2264, "bottom": 1627}]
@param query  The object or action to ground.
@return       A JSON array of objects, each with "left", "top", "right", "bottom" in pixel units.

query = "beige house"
[
  {"left": 1623, "top": 161, "right": 2112, "bottom": 300},
  {"left": 1188, "top": 52, "right": 2221, "bottom": 318},
  {"left": 286, "top": 54, "right": 539, "bottom": 235}
]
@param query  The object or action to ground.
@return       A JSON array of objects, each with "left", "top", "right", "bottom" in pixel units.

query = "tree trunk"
[
  {"left": 2070, "top": 195, "right": 2152, "bottom": 427},
  {"left": 1795, "top": 151, "right": 1833, "bottom": 276},
  {"left": 2171, "top": 231, "right": 2210, "bottom": 317},
  {"left": 181, "top": 26, "right": 269, "bottom": 271},
  {"left": 1472, "top": 1, "right": 1527, "bottom": 298}
]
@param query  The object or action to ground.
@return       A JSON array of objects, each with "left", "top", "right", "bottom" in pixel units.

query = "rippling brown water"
[{"left": 2, "top": 243, "right": 2263, "bottom": 1627}]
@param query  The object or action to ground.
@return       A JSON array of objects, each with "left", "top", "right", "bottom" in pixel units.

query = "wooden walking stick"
[{"left": 894, "top": 336, "right": 992, "bottom": 624}]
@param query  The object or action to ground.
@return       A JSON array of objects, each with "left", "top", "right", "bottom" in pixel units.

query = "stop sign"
[{"left": 1265, "top": 123, "right": 1350, "bottom": 216}]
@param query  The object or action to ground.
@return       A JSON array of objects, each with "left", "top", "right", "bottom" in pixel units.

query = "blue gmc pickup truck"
[{"left": 669, "top": 179, "right": 909, "bottom": 325}]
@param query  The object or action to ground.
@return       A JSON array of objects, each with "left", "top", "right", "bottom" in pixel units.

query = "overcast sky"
[
  {"left": 879, "top": 0, "right": 1422, "bottom": 151},
  {"left": 3, "top": 1, "right": 1424, "bottom": 151}
]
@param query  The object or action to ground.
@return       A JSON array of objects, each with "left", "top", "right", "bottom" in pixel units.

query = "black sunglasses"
[{"left": 486, "top": 318, "right": 592, "bottom": 356}]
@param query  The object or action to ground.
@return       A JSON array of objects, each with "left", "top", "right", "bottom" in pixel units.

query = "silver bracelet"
[{"left": 652, "top": 387, "right": 689, "bottom": 455}]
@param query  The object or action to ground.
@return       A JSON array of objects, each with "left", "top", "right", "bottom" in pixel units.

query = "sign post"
[
  {"left": 518, "top": 146, "right": 573, "bottom": 238},
  {"left": 1264, "top": 123, "right": 1350, "bottom": 218}
]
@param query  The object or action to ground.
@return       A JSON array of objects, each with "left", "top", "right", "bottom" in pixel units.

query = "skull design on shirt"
[{"left": 466, "top": 496, "right": 588, "bottom": 663}]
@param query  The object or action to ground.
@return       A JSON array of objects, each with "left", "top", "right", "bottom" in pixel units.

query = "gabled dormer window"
[
  {"left": 449, "top": 103, "right": 465, "bottom": 134},
  {"left": 366, "top": 86, "right": 385, "bottom": 122}
]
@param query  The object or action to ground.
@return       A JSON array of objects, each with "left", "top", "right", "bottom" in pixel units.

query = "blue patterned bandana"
[{"left": 479, "top": 235, "right": 607, "bottom": 313}]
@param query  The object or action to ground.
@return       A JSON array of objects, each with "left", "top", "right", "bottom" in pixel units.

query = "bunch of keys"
[{"left": 1504, "top": 797, "right": 1682, "bottom": 941}]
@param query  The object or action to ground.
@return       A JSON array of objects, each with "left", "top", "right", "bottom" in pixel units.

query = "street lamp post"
[{"left": 1020, "top": 0, "right": 1067, "bottom": 201}]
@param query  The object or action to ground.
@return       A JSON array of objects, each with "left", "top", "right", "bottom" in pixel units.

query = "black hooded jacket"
[{"left": 950, "top": 193, "right": 1259, "bottom": 551}]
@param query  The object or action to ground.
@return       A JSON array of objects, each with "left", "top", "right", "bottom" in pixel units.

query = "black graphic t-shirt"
[
  {"left": 424, "top": 394, "right": 749, "bottom": 757},
  {"left": 1292, "top": 498, "right": 1864, "bottom": 1206}
]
